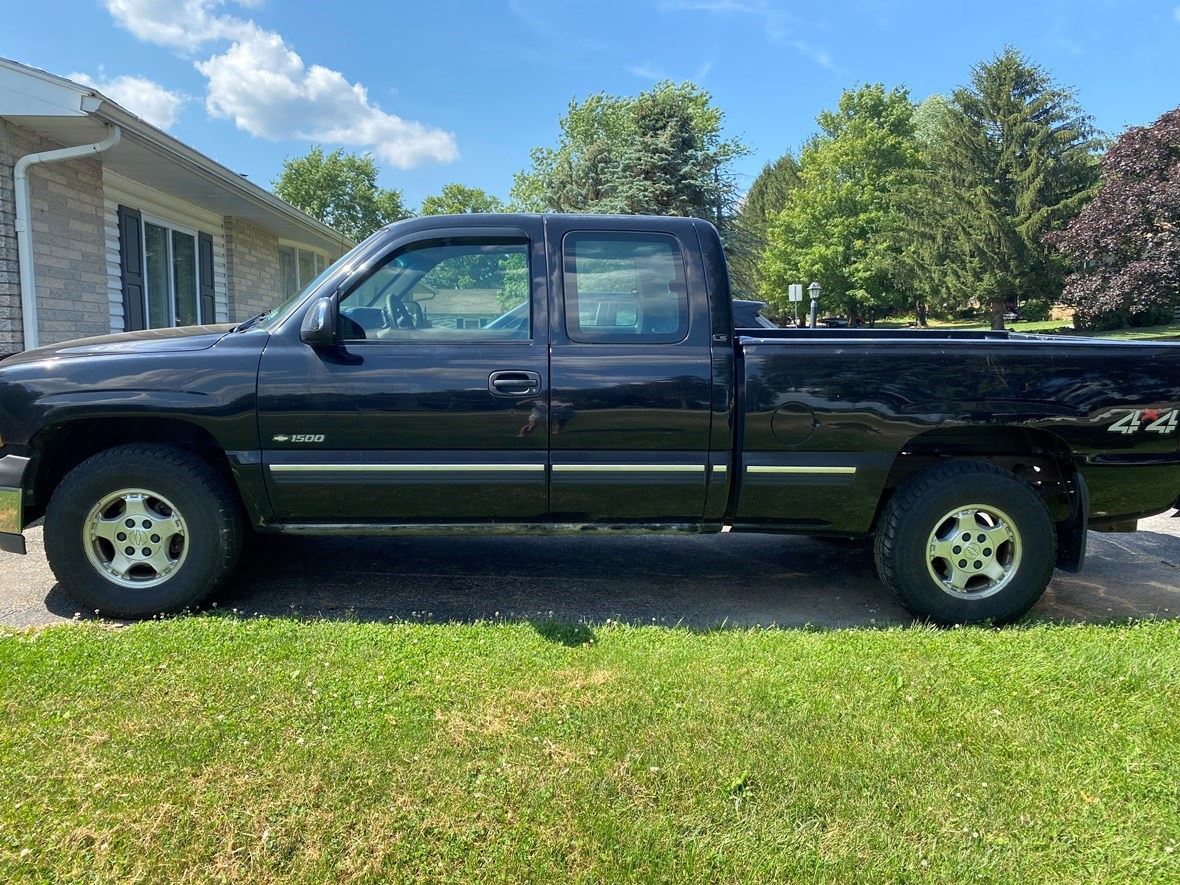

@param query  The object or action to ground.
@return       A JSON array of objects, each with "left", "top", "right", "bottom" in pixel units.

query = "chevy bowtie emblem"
[{"left": 272, "top": 434, "right": 290, "bottom": 442}]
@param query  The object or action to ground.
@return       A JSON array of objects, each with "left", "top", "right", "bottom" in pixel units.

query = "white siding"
[{"left": 102, "top": 169, "right": 229, "bottom": 330}]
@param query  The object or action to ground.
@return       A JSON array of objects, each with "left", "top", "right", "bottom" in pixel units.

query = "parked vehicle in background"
[
  {"left": 732, "top": 299, "right": 777, "bottom": 329},
  {"left": 0, "top": 214, "right": 1177, "bottom": 625}
]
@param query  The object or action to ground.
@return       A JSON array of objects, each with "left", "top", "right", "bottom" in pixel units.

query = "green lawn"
[
  {"left": 2, "top": 618, "right": 1178, "bottom": 883},
  {"left": 1088, "top": 322, "right": 1180, "bottom": 341},
  {"left": 875, "top": 316, "right": 1180, "bottom": 340}
]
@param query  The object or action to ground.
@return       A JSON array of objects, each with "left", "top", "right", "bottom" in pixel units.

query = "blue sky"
[{"left": 4, "top": 1, "right": 1179, "bottom": 208}]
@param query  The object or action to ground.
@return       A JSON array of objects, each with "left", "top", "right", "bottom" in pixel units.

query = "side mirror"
[{"left": 300, "top": 296, "right": 336, "bottom": 347}]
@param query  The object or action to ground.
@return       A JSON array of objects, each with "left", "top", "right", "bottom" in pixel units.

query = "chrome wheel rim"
[
  {"left": 925, "top": 504, "right": 1022, "bottom": 600},
  {"left": 82, "top": 488, "right": 188, "bottom": 589}
]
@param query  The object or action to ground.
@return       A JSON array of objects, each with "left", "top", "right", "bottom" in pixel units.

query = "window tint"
[
  {"left": 338, "top": 238, "right": 530, "bottom": 342},
  {"left": 563, "top": 232, "right": 689, "bottom": 343}
]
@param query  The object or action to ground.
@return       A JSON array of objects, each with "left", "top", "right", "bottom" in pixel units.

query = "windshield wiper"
[{"left": 233, "top": 311, "right": 269, "bottom": 332}]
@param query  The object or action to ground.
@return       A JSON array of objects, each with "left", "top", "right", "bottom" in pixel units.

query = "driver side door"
[{"left": 257, "top": 222, "right": 550, "bottom": 523}]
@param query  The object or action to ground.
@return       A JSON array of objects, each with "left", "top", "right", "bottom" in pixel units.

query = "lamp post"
[{"left": 808, "top": 281, "right": 821, "bottom": 329}]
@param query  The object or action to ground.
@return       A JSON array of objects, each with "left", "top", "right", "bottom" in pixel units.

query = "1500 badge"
[
  {"left": 272, "top": 434, "right": 326, "bottom": 443},
  {"left": 1106, "top": 409, "right": 1179, "bottom": 435}
]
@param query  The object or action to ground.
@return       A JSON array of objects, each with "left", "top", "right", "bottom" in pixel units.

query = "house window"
[
  {"left": 116, "top": 204, "right": 215, "bottom": 332},
  {"left": 142, "top": 218, "right": 200, "bottom": 328},
  {"left": 278, "top": 245, "right": 329, "bottom": 299}
]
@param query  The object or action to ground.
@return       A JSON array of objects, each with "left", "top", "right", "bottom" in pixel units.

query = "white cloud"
[
  {"left": 627, "top": 59, "right": 715, "bottom": 83},
  {"left": 658, "top": 0, "right": 840, "bottom": 71},
  {"left": 68, "top": 72, "right": 186, "bottom": 129},
  {"left": 102, "top": 0, "right": 457, "bottom": 168},
  {"left": 196, "top": 27, "right": 457, "bottom": 168},
  {"left": 658, "top": 0, "right": 790, "bottom": 39},
  {"left": 789, "top": 40, "right": 838, "bottom": 73},
  {"left": 628, "top": 62, "right": 667, "bottom": 81},
  {"left": 105, "top": 0, "right": 252, "bottom": 52}
]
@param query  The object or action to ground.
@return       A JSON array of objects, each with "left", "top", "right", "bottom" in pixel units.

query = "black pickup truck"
[{"left": 1, "top": 214, "right": 1177, "bottom": 623}]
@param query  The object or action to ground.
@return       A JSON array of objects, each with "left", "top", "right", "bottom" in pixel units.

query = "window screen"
[{"left": 563, "top": 232, "right": 689, "bottom": 343}]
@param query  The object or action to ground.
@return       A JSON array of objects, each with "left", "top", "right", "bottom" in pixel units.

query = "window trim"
[
  {"left": 336, "top": 234, "right": 534, "bottom": 345},
  {"left": 561, "top": 229, "right": 692, "bottom": 345},
  {"left": 140, "top": 213, "right": 201, "bottom": 328}
]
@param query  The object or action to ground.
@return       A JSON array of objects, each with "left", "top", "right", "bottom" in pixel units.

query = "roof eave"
[{"left": 91, "top": 101, "right": 354, "bottom": 251}]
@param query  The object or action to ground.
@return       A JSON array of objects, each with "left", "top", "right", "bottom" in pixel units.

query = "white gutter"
[{"left": 13, "top": 124, "right": 121, "bottom": 349}]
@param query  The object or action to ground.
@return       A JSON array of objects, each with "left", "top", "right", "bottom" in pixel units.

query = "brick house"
[{"left": 0, "top": 58, "right": 351, "bottom": 354}]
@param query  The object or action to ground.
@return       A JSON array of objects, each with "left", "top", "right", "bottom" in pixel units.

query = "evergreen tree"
[
  {"left": 922, "top": 49, "right": 1101, "bottom": 328},
  {"left": 510, "top": 83, "right": 745, "bottom": 226},
  {"left": 729, "top": 154, "right": 800, "bottom": 298},
  {"left": 891, "top": 95, "right": 956, "bottom": 325}
]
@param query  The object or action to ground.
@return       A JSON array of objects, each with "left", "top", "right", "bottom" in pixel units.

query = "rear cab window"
[{"left": 562, "top": 232, "right": 689, "bottom": 344}]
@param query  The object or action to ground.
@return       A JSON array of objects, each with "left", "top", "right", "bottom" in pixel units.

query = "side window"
[
  {"left": 563, "top": 232, "right": 689, "bottom": 344},
  {"left": 338, "top": 238, "right": 530, "bottom": 341}
]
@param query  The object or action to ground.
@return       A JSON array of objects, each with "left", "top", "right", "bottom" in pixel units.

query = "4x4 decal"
[{"left": 1106, "top": 408, "right": 1179, "bottom": 435}]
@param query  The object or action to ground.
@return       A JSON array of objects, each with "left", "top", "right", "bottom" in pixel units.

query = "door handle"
[{"left": 489, "top": 370, "right": 541, "bottom": 397}]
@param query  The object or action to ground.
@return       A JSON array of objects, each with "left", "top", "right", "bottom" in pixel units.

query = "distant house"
[
  {"left": 410, "top": 284, "right": 504, "bottom": 329},
  {"left": 0, "top": 58, "right": 351, "bottom": 353}
]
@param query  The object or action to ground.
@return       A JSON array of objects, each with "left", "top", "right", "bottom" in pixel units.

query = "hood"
[{"left": 2, "top": 324, "right": 236, "bottom": 366}]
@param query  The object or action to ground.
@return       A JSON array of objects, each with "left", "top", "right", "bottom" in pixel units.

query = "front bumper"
[{"left": 0, "top": 454, "right": 29, "bottom": 554}]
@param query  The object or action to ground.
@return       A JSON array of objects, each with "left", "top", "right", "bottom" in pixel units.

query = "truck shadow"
[
  {"left": 206, "top": 527, "right": 1179, "bottom": 630},
  {"left": 41, "top": 527, "right": 1179, "bottom": 630}
]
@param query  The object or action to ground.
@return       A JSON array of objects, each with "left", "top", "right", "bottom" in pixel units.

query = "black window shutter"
[
  {"left": 117, "top": 205, "right": 145, "bottom": 331},
  {"left": 198, "top": 231, "right": 216, "bottom": 324}
]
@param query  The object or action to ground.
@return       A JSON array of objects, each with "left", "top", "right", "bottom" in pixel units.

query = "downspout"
[{"left": 13, "top": 123, "right": 122, "bottom": 349}]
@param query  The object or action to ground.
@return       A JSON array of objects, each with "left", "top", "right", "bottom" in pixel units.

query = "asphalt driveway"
[{"left": 2, "top": 513, "right": 1177, "bottom": 629}]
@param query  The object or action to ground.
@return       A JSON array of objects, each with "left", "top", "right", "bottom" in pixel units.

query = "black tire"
[
  {"left": 44, "top": 444, "right": 243, "bottom": 618},
  {"left": 874, "top": 460, "right": 1056, "bottom": 625}
]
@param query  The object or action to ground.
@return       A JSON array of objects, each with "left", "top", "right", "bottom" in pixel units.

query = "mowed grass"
[
  {"left": 876, "top": 315, "right": 1180, "bottom": 340},
  {"left": 2, "top": 618, "right": 1178, "bottom": 883}
]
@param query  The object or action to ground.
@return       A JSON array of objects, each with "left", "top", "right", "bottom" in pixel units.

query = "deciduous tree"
[
  {"left": 761, "top": 84, "right": 920, "bottom": 323},
  {"left": 420, "top": 183, "right": 504, "bottom": 216},
  {"left": 1049, "top": 107, "right": 1180, "bottom": 329},
  {"left": 273, "top": 147, "right": 409, "bottom": 242}
]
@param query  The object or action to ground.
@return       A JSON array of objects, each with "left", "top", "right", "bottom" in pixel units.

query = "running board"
[{"left": 265, "top": 522, "right": 721, "bottom": 536}]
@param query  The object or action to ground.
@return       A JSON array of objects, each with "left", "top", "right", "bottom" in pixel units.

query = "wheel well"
[
  {"left": 24, "top": 418, "right": 241, "bottom": 522},
  {"left": 876, "top": 427, "right": 1080, "bottom": 530}
]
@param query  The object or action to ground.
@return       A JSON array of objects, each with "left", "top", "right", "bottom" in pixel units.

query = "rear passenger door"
[{"left": 546, "top": 217, "right": 714, "bottom": 523}]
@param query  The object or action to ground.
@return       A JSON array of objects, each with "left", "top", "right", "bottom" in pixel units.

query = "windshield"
[{"left": 252, "top": 234, "right": 379, "bottom": 331}]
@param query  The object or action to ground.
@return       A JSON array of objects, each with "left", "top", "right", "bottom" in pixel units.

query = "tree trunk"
[
  {"left": 915, "top": 298, "right": 928, "bottom": 327},
  {"left": 991, "top": 298, "right": 1006, "bottom": 330}
]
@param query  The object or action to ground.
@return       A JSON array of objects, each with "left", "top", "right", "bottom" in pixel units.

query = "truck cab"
[{"left": 255, "top": 213, "right": 731, "bottom": 528}]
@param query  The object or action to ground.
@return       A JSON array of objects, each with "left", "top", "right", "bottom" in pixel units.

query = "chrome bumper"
[{"left": 0, "top": 454, "right": 29, "bottom": 554}]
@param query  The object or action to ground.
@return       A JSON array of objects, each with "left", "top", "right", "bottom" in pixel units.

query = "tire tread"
[
  {"left": 874, "top": 459, "right": 1055, "bottom": 624},
  {"left": 45, "top": 444, "right": 241, "bottom": 616}
]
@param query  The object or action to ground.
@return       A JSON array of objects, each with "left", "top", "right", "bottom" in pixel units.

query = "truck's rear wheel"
[
  {"left": 45, "top": 444, "right": 242, "bottom": 618},
  {"left": 874, "top": 461, "right": 1055, "bottom": 625}
]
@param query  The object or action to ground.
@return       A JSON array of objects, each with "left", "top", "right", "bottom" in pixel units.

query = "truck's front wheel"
[
  {"left": 45, "top": 444, "right": 242, "bottom": 618},
  {"left": 874, "top": 461, "right": 1056, "bottom": 625}
]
